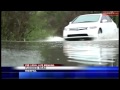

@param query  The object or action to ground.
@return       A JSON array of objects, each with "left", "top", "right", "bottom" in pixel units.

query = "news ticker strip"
[{"left": 24, "top": 64, "right": 63, "bottom": 67}]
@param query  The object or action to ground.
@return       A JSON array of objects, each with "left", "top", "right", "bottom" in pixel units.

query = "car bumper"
[
  {"left": 63, "top": 29, "right": 98, "bottom": 39},
  {"left": 63, "top": 36, "right": 95, "bottom": 39}
]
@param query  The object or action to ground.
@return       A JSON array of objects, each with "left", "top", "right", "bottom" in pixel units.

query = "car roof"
[{"left": 80, "top": 13, "right": 103, "bottom": 16}]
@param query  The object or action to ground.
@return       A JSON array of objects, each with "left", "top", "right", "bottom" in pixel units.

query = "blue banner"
[
  {"left": 19, "top": 71, "right": 118, "bottom": 79},
  {"left": 1, "top": 67, "right": 119, "bottom": 79},
  {"left": 2, "top": 73, "right": 19, "bottom": 79}
]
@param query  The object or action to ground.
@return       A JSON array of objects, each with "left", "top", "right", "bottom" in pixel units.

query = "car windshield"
[{"left": 72, "top": 15, "right": 100, "bottom": 23}]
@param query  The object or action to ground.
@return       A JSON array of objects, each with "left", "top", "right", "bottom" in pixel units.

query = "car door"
[
  {"left": 100, "top": 15, "right": 114, "bottom": 37},
  {"left": 106, "top": 15, "right": 118, "bottom": 35}
]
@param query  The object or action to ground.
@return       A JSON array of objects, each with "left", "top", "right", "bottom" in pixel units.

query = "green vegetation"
[{"left": 1, "top": 11, "right": 119, "bottom": 41}]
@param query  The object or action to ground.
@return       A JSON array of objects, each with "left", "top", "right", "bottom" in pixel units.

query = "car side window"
[
  {"left": 106, "top": 16, "right": 112, "bottom": 22},
  {"left": 101, "top": 15, "right": 107, "bottom": 23},
  {"left": 101, "top": 15, "right": 112, "bottom": 23}
]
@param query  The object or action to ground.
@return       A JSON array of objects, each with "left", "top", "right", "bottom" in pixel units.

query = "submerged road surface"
[{"left": 1, "top": 39, "right": 119, "bottom": 67}]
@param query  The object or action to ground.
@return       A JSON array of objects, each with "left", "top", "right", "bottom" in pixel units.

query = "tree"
[{"left": 2, "top": 11, "right": 31, "bottom": 41}]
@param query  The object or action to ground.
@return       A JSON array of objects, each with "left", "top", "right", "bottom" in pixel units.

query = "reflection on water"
[
  {"left": 63, "top": 41, "right": 119, "bottom": 66},
  {"left": 1, "top": 40, "right": 119, "bottom": 66}
]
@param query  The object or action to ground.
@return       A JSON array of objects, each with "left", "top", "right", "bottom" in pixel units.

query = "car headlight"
[{"left": 89, "top": 26, "right": 97, "bottom": 29}]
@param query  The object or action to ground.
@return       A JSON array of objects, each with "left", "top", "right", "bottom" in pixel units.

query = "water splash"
[{"left": 45, "top": 36, "right": 64, "bottom": 42}]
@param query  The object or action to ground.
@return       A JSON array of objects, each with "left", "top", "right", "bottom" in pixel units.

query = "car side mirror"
[
  {"left": 102, "top": 19, "right": 108, "bottom": 23},
  {"left": 69, "top": 22, "right": 72, "bottom": 24}
]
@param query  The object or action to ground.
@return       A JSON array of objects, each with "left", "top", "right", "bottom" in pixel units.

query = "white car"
[{"left": 63, "top": 13, "right": 118, "bottom": 40}]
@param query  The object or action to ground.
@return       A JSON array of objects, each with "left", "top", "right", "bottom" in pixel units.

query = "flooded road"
[{"left": 1, "top": 39, "right": 119, "bottom": 67}]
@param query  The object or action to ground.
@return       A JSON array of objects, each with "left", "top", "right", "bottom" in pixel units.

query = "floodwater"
[{"left": 1, "top": 37, "right": 119, "bottom": 67}]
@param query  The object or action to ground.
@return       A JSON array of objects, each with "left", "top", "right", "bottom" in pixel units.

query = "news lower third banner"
[{"left": 1, "top": 66, "right": 119, "bottom": 79}]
